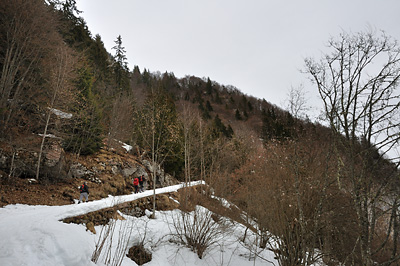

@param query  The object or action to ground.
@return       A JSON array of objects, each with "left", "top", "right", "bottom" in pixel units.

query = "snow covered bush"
[
  {"left": 91, "top": 210, "right": 134, "bottom": 266},
  {"left": 170, "top": 205, "right": 231, "bottom": 259}
]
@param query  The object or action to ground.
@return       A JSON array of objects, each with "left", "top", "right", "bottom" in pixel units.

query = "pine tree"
[
  {"left": 211, "top": 115, "right": 232, "bottom": 139},
  {"left": 112, "top": 35, "right": 129, "bottom": 90},
  {"left": 214, "top": 90, "right": 222, "bottom": 104},
  {"left": 206, "top": 77, "right": 213, "bottom": 95},
  {"left": 89, "top": 34, "right": 110, "bottom": 80},
  {"left": 235, "top": 109, "right": 242, "bottom": 120},
  {"left": 63, "top": 66, "right": 103, "bottom": 155},
  {"left": 206, "top": 100, "right": 213, "bottom": 112},
  {"left": 243, "top": 110, "right": 248, "bottom": 120}
]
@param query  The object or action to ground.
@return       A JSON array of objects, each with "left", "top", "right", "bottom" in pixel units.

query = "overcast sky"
[{"left": 76, "top": 0, "right": 400, "bottom": 112}]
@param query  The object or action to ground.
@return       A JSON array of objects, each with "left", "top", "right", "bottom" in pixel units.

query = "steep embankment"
[{"left": 0, "top": 139, "right": 179, "bottom": 207}]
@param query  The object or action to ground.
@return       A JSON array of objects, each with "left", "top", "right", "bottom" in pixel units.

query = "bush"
[{"left": 171, "top": 206, "right": 230, "bottom": 259}]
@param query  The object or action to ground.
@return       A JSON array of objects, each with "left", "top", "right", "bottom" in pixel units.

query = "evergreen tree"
[
  {"left": 89, "top": 34, "right": 110, "bottom": 80},
  {"left": 214, "top": 90, "right": 222, "bottom": 104},
  {"left": 226, "top": 124, "right": 234, "bottom": 138},
  {"left": 184, "top": 92, "right": 190, "bottom": 101},
  {"left": 206, "top": 77, "right": 213, "bottom": 95},
  {"left": 261, "top": 108, "right": 292, "bottom": 141},
  {"left": 261, "top": 108, "right": 277, "bottom": 140},
  {"left": 241, "top": 95, "right": 248, "bottom": 110},
  {"left": 112, "top": 35, "right": 129, "bottom": 90},
  {"left": 199, "top": 102, "right": 211, "bottom": 120},
  {"left": 211, "top": 115, "right": 232, "bottom": 139},
  {"left": 243, "top": 110, "right": 248, "bottom": 120},
  {"left": 60, "top": 0, "right": 82, "bottom": 21},
  {"left": 55, "top": 0, "right": 92, "bottom": 50},
  {"left": 141, "top": 68, "right": 152, "bottom": 86},
  {"left": 247, "top": 101, "right": 253, "bottom": 112},
  {"left": 235, "top": 109, "right": 242, "bottom": 120},
  {"left": 63, "top": 66, "right": 103, "bottom": 155},
  {"left": 211, "top": 115, "right": 226, "bottom": 138},
  {"left": 206, "top": 100, "right": 213, "bottom": 112}
]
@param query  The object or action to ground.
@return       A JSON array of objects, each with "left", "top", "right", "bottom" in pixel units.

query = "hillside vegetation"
[{"left": 1, "top": 1, "right": 400, "bottom": 265}]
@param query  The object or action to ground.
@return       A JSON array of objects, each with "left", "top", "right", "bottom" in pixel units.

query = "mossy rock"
[{"left": 126, "top": 244, "right": 152, "bottom": 265}]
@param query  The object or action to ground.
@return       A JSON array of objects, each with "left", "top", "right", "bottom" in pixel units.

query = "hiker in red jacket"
[{"left": 133, "top": 177, "right": 139, "bottom": 194}]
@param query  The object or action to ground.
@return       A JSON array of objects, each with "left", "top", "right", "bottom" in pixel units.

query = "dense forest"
[{"left": 1, "top": 0, "right": 400, "bottom": 265}]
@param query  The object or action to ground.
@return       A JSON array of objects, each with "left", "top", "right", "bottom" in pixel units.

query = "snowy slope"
[{"left": 0, "top": 181, "right": 278, "bottom": 266}]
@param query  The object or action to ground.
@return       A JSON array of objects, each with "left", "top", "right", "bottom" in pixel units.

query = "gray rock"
[
  {"left": 68, "top": 163, "right": 86, "bottom": 178},
  {"left": 122, "top": 167, "right": 137, "bottom": 177},
  {"left": 134, "top": 166, "right": 147, "bottom": 177},
  {"left": 111, "top": 165, "right": 119, "bottom": 175}
]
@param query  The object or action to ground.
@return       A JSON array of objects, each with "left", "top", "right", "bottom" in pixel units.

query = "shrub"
[{"left": 170, "top": 206, "right": 230, "bottom": 259}]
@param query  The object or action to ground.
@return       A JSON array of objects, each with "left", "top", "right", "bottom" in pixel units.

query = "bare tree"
[
  {"left": 108, "top": 92, "right": 135, "bottom": 146},
  {"left": 134, "top": 85, "right": 181, "bottom": 218},
  {"left": 230, "top": 135, "right": 338, "bottom": 266},
  {"left": 178, "top": 102, "right": 197, "bottom": 186},
  {"left": 285, "top": 84, "right": 310, "bottom": 119},
  {"left": 36, "top": 46, "right": 75, "bottom": 180},
  {"left": 305, "top": 29, "right": 400, "bottom": 265},
  {"left": 0, "top": 0, "right": 61, "bottom": 131}
]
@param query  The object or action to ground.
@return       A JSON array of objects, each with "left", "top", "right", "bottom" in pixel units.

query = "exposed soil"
[
  {"left": 0, "top": 138, "right": 142, "bottom": 208},
  {"left": 0, "top": 174, "right": 83, "bottom": 207}
]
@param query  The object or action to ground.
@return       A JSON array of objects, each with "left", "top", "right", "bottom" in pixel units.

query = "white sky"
[{"left": 76, "top": 0, "right": 400, "bottom": 110}]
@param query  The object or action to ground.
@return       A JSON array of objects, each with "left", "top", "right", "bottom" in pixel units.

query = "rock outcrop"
[{"left": 0, "top": 137, "right": 68, "bottom": 180}]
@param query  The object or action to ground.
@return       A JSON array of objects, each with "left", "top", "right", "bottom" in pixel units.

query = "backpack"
[
  {"left": 133, "top": 178, "right": 139, "bottom": 186},
  {"left": 79, "top": 184, "right": 85, "bottom": 193}
]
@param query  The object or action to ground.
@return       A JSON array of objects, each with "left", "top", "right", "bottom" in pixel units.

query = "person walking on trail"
[
  {"left": 138, "top": 175, "right": 145, "bottom": 192},
  {"left": 78, "top": 181, "right": 89, "bottom": 204},
  {"left": 133, "top": 177, "right": 139, "bottom": 194}
]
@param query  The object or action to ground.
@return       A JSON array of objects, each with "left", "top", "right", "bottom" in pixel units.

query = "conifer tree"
[
  {"left": 214, "top": 90, "right": 222, "bottom": 104},
  {"left": 206, "top": 77, "right": 213, "bottom": 95},
  {"left": 63, "top": 65, "right": 103, "bottom": 155},
  {"left": 205, "top": 100, "right": 213, "bottom": 112},
  {"left": 235, "top": 109, "right": 242, "bottom": 120},
  {"left": 212, "top": 115, "right": 232, "bottom": 139},
  {"left": 89, "top": 34, "right": 110, "bottom": 80},
  {"left": 112, "top": 35, "right": 129, "bottom": 90}
]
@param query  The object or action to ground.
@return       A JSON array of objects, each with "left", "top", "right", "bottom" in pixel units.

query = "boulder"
[
  {"left": 122, "top": 167, "right": 137, "bottom": 177},
  {"left": 44, "top": 142, "right": 63, "bottom": 167},
  {"left": 0, "top": 139, "right": 68, "bottom": 180},
  {"left": 133, "top": 166, "right": 147, "bottom": 177},
  {"left": 127, "top": 245, "right": 152, "bottom": 265},
  {"left": 86, "top": 222, "right": 96, "bottom": 234},
  {"left": 68, "top": 163, "right": 88, "bottom": 178}
]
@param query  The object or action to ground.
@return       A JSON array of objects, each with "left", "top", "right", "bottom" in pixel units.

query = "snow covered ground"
[{"left": 0, "top": 181, "right": 279, "bottom": 266}]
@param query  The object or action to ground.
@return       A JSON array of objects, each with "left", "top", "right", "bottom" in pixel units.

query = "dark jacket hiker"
[
  {"left": 78, "top": 182, "right": 89, "bottom": 203},
  {"left": 138, "top": 175, "right": 145, "bottom": 192}
]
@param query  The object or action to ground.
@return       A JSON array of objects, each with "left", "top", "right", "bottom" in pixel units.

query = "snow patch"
[{"left": 49, "top": 108, "right": 73, "bottom": 119}]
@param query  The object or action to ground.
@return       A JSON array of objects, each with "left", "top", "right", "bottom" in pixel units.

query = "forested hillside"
[{"left": 1, "top": 1, "right": 400, "bottom": 265}]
